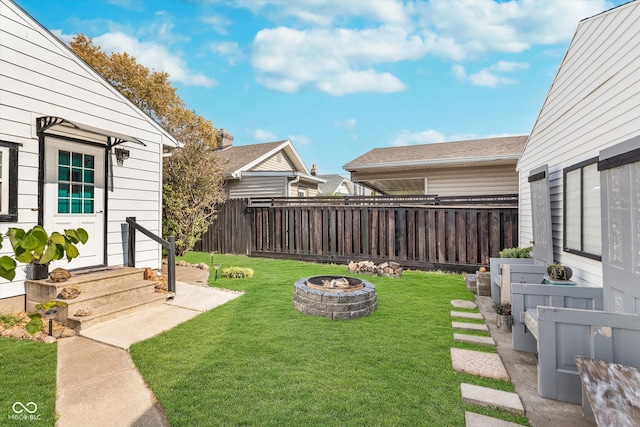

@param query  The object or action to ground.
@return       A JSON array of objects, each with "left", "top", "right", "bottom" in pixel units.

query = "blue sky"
[{"left": 16, "top": 0, "right": 627, "bottom": 175}]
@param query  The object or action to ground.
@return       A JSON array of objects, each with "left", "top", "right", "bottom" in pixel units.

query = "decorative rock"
[
  {"left": 8, "top": 328, "right": 30, "bottom": 339},
  {"left": 74, "top": 307, "right": 92, "bottom": 317},
  {"left": 61, "top": 328, "right": 76, "bottom": 338},
  {"left": 59, "top": 285, "right": 81, "bottom": 299},
  {"left": 53, "top": 329, "right": 63, "bottom": 339},
  {"left": 196, "top": 263, "right": 210, "bottom": 271},
  {"left": 49, "top": 267, "right": 71, "bottom": 282},
  {"left": 177, "top": 260, "right": 190, "bottom": 266},
  {"left": 43, "top": 336, "right": 57, "bottom": 344}
]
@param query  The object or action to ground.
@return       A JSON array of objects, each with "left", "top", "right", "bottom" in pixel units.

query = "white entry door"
[{"left": 44, "top": 138, "right": 105, "bottom": 269}]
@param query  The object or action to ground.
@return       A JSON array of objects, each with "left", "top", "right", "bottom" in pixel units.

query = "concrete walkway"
[{"left": 56, "top": 268, "right": 242, "bottom": 427}]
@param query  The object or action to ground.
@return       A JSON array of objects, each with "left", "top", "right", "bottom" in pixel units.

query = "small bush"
[
  {"left": 499, "top": 246, "right": 532, "bottom": 258},
  {"left": 222, "top": 267, "right": 254, "bottom": 279}
]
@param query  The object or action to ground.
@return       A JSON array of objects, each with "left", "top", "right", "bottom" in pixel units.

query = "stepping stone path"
[
  {"left": 449, "top": 300, "right": 526, "bottom": 426},
  {"left": 451, "top": 311, "right": 484, "bottom": 320},
  {"left": 452, "top": 321, "right": 489, "bottom": 332},
  {"left": 465, "top": 412, "right": 523, "bottom": 427},
  {"left": 451, "top": 299, "right": 478, "bottom": 309},
  {"left": 454, "top": 333, "right": 495, "bottom": 346},
  {"left": 461, "top": 383, "right": 524, "bottom": 415}
]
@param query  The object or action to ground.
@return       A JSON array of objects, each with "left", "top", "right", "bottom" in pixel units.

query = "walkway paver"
[
  {"left": 452, "top": 321, "right": 489, "bottom": 332},
  {"left": 451, "top": 348, "right": 509, "bottom": 381},
  {"left": 451, "top": 299, "right": 478, "bottom": 309},
  {"left": 57, "top": 279, "right": 243, "bottom": 427},
  {"left": 451, "top": 310, "right": 484, "bottom": 319},
  {"left": 454, "top": 333, "right": 495, "bottom": 346},
  {"left": 461, "top": 383, "right": 524, "bottom": 415},
  {"left": 465, "top": 411, "right": 524, "bottom": 427}
]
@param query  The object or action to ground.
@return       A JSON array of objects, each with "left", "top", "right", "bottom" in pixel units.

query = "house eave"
[{"left": 344, "top": 155, "right": 521, "bottom": 172}]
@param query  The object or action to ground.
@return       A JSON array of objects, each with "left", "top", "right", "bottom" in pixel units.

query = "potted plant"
[
  {"left": 547, "top": 262, "right": 573, "bottom": 281},
  {"left": 0, "top": 226, "right": 88, "bottom": 281},
  {"left": 493, "top": 302, "right": 513, "bottom": 332}
]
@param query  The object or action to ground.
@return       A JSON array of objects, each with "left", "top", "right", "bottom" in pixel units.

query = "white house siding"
[
  {"left": 517, "top": 1, "right": 640, "bottom": 287},
  {"left": 227, "top": 176, "right": 287, "bottom": 198},
  {"left": 253, "top": 152, "right": 296, "bottom": 172},
  {"left": 0, "top": 0, "right": 172, "bottom": 301},
  {"left": 426, "top": 164, "right": 518, "bottom": 197}
]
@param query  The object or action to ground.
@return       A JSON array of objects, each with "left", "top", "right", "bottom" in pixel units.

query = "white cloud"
[
  {"left": 335, "top": 119, "right": 357, "bottom": 130},
  {"left": 202, "top": 14, "right": 232, "bottom": 35},
  {"left": 251, "top": 26, "right": 423, "bottom": 95},
  {"left": 390, "top": 129, "right": 446, "bottom": 147},
  {"left": 416, "top": 0, "right": 613, "bottom": 60},
  {"left": 289, "top": 134, "right": 312, "bottom": 145},
  {"left": 453, "top": 61, "right": 529, "bottom": 88},
  {"left": 93, "top": 32, "right": 217, "bottom": 87},
  {"left": 253, "top": 128, "right": 277, "bottom": 141},
  {"left": 209, "top": 41, "right": 243, "bottom": 65}
]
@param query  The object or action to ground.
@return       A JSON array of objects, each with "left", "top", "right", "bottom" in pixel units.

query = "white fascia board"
[{"left": 343, "top": 154, "right": 521, "bottom": 172}]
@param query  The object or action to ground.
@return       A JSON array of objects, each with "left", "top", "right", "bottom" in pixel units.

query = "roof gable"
[{"left": 214, "top": 140, "right": 311, "bottom": 177}]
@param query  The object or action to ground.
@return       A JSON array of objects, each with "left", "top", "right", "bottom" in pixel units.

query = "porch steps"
[{"left": 25, "top": 266, "right": 168, "bottom": 331}]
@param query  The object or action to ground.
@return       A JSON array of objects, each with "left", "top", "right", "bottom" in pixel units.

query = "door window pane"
[
  {"left": 57, "top": 149, "right": 97, "bottom": 215},
  {"left": 563, "top": 160, "right": 601, "bottom": 259}
]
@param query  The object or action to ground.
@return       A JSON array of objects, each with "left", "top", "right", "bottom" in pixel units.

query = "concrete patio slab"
[
  {"left": 452, "top": 321, "right": 489, "bottom": 332},
  {"left": 80, "top": 282, "right": 243, "bottom": 349},
  {"left": 465, "top": 411, "right": 524, "bottom": 427},
  {"left": 452, "top": 299, "right": 478, "bottom": 309},
  {"left": 461, "top": 383, "right": 524, "bottom": 415},
  {"left": 451, "top": 348, "right": 510, "bottom": 381},
  {"left": 451, "top": 310, "right": 484, "bottom": 319},
  {"left": 454, "top": 333, "right": 495, "bottom": 346}
]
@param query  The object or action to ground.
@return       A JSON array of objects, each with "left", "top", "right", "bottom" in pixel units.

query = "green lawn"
[
  {"left": 0, "top": 338, "right": 57, "bottom": 426},
  {"left": 132, "top": 254, "right": 529, "bottom": 426}
]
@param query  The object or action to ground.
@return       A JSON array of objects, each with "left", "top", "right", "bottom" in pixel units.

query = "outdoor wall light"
[
  {"left": 115, "top": 148, "right": 130, "bottom": 166},
  {"left": 45, "top": 309, "right": 57, "bottom": 336},
  {"left": 214, "top": 264, "right": 220, "bottom": 281}
]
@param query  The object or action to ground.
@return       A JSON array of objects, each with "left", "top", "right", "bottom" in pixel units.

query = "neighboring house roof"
[
  {"left": 343, "top": 135, "right": 528, "bottom": 172},
  {"left": 317, "top": 175, "right": 354, "bottom": 195},
  {"left": 213, "top": 139, "right": 324, "bottom": 183}
]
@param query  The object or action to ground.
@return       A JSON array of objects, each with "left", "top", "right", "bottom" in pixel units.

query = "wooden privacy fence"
[{"left": 195, "top": 196, "right": 519, "bottom": 271}]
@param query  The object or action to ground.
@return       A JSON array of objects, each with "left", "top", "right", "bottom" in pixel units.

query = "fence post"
[{"left": 168, "top": 235, "right": 176, "bottom": 294}]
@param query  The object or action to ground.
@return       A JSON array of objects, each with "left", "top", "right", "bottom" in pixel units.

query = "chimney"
[
  {"left": 216, "top": 128, "right": 234, "bottom": 150},
  {"left": 310, "top": 164, "right": 318, "bottom": 176}
]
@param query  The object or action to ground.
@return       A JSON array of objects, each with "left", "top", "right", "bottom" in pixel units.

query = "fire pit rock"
[{"left": 293, "top": 276, "right": 377, "bottom": 320}]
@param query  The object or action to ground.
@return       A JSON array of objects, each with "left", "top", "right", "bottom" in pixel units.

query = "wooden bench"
[
  {"left": 575, "top": 356, "right": 640, "bottom": 426},
  {"left": 488, "top": 257, "right": 540, "bottom": 303},
  {"left": 511, "top": 283, "right": 640, "bottom": 404}
]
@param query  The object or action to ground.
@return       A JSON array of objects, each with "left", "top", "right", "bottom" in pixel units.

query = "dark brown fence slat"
[{"left": 197, "top": 196, "right": 518, "bottom": 272}]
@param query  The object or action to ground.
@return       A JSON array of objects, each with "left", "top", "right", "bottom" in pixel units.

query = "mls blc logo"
[{"left": 9, "top": 402, "right": 41, "bottom": 421}]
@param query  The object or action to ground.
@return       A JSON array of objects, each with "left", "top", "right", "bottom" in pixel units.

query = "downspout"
[{"left": 288, "top": 174, "right": 301, "bottom": 196}]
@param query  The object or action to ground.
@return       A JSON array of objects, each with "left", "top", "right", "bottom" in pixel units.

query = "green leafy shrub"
[
  {"left": 499, "top": 246, "right": 532, "bottom": 258},
  {"left": 222, "top": 267, "right": 254, "bottom": 279}
]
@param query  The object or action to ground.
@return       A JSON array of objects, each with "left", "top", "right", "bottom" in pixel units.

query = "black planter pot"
[{"left": 26, "top": 263, "right": 49, "bottom": 280}]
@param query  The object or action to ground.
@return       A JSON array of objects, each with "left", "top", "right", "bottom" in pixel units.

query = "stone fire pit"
[{"left": 293, "top": 276, "right": 377, "bottom": 320}]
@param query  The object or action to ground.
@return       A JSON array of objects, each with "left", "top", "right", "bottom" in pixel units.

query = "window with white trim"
[
  {"left": 563, "top": 158, "right": 601, "bottom": 259},
  {"left": 0, "top": 142, "right": 18, "bottom": 222}
]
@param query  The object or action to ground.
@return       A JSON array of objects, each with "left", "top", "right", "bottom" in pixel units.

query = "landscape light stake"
[
  {"left": 45, "top": 309, "right": 57, "bottom": 336},
  {"left": 214, "top": 264, "right": 220, "bottom": 281}
]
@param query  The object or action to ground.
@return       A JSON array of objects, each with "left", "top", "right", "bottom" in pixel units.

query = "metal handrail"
[{"left": 125, "top": 217, "right": 176, "bottom": 293}]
